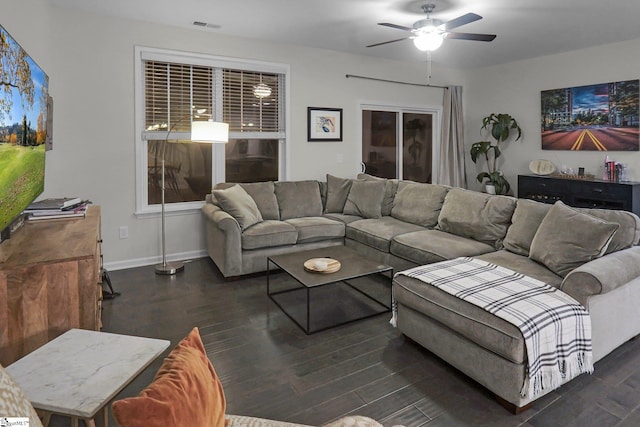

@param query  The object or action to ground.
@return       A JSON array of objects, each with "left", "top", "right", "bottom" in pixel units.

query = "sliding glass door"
[{"left": 362, "top": 107, "right": 436, "bottom": 182}]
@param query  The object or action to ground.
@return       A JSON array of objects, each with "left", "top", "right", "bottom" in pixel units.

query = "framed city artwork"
[
  {"left": 307, "top": 107, "right": 343, "bottom": 141},
  {"left": 541, "top": 79, "right": 639, "bottom": 151}
]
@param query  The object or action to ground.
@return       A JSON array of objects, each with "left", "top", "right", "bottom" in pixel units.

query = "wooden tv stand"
[{"left": 0, "top": 206, "right": 102, "bottom": 366}]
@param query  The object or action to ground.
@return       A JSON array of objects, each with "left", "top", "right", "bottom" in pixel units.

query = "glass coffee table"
[{"left": 267, "top": 246, "right": 393, "bottom": 334}]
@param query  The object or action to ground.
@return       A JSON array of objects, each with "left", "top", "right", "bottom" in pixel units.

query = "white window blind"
[
  {"left": 222, "top": 69, "right": 281, "bottom": 132},
  {"left": 143, "top": 62, "right": 283, "bottom": 136},
  {"left": 143, "top": 61, "right": 215, "bottom": 136}
]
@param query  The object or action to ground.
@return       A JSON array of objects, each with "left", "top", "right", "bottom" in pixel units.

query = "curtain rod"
[{"left": 345, "top": 74, "right": 447, "bottom": 89}]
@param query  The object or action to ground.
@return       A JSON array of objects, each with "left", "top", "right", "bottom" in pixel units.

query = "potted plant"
[{"left": 470, "top": 113, "right": 522, "bottom": 195}]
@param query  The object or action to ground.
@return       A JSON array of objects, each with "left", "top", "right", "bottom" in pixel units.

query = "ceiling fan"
[{"left": 367, "top": 3, "right": 496, "bottom": 51}]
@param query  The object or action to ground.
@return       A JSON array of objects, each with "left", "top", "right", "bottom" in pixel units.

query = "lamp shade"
[{"left": 191, "top": 121, "right": 229, "bottom": 143}]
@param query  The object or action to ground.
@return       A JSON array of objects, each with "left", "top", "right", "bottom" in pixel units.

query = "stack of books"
[{"left": 25, "top": 197, "right": 89, "bottom": 221}]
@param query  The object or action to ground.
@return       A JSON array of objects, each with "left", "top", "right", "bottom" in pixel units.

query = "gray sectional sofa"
[{"left": 202, "top": 173, "right": 640, "bottom": 412}]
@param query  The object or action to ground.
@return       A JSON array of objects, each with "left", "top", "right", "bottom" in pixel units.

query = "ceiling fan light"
[{"left": 413, "top": 33, "right": 443, "bottom": 51}]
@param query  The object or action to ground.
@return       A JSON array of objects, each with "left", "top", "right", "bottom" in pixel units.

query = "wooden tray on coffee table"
[{"left": 303, "top": 257, "right": 341, "bottom": 274}]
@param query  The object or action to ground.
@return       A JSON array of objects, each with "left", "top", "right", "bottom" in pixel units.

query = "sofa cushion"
[
  {"left": 0, "top": 364, "right": 44, "bottom": 427},
  {"left": 391, "top": 182, "right": 449, "bottom": 227},
  {"left": 393, "top": 274, "right": 526, "bottom": 364},
  {"left": 582, "top": 207, "right": 640, "bottom": 254},
  {"left": 343, "top": 180, "right": 385, "bottom": 219},
  {"left": 390, "top": 229, "right": 495, "bottom": 265},
  {"left": 529, "top": 201, "right": 619, "bottom": 277},
  {"left": 239, "top": 181, "right": 280, "bottom": 220},
  {"left": 356, "top": 173, "right": 398, "bottom": 216},
  {"left": 213, "top": 184, "right": 263, "bottom": 230},
  {"left": 323, "top": 212, "right": 363, "bottom": 224},
  {"left": 112, "top": 327, "right": 226, "bottom": 427},
  {"left": 285, "top": 217, "right": 345, "bottom": 243},
  {"left": 325, "top": 174, "right": 353, "bottom": 213},
  {"left": 346, "top": 217, "right": 424, "bottom": 252},
  {"left": 437, "top": 188, "right": 516, "bottom": 248},
  {"left": 242, "top": 220, "right": 298, "bottom": 250},
  {"left": 503, "top": 199, "right": 552, "bottom": 256},
  {"left": 274, "top": 181, "right": 323, "bottom": 220},
  {"left": 475, "top": 250, "right": 563, "bottom": 288}
]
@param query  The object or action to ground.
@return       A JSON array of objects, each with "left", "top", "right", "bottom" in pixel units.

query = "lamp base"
[{"left": 155, "top": 261, "right": 185, "bottom": 275}]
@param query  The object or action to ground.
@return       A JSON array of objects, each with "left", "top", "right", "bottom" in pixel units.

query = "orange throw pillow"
[{"left": 112, "top": 327, "right": 226, "bottom": 427}]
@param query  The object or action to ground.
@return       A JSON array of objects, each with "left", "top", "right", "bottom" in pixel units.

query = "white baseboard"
[{"left": 103, "top": 249, "right": 208, "bottom": 271}]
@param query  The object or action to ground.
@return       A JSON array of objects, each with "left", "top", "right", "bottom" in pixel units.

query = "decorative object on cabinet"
[{"left": 529, "top": 159, "right": 556, "bottom": 175}]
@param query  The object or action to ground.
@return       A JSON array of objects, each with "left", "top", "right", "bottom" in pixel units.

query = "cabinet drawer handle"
[{"left": 592, "top": 188, "right": 604, "bottom": 193}]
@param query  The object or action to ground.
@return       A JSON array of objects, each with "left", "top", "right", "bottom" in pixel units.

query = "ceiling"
[{"left": 50, "top": 0, "right": 640, "bottom": 70}]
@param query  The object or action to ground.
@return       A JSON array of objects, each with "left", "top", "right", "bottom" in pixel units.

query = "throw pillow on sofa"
[
  {"left": 112, "top": 327, "right": 226, "bottom": 427},
  {"left": 356, "top": 173, "right": 398, "bottom": 216},
  {"left": 503, "top": 199, "right": 553, "bottom": 256},
  {"left": 238, "top": 181, "right": 280, "bottom": 220},
  {"left": 325, "top": 174, "right": 353, "bottom": 213},
  {"left": 529, "top": 201, "right": 619, "bottom": 277},
  {"left": 391, "top": 182, "right": 450, "bottom": 227},
  {"left": 437, "top": 188, "right": 516, "bottom": 248},
  {"left": 213, "top": 184, "right": 263, "bottom": 230},
  {"left": 275, "top": 180, "right": 323, "bottom": 220},
  {"left": 343, "top": 180, "right": 385, "bottom": 219}
]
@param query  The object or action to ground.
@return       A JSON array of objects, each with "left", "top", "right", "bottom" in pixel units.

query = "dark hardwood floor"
[{"left": 53, "top": 257, "right": 640, "bottom": 426}]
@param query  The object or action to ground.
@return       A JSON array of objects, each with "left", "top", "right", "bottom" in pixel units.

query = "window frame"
[{"left": 134, "top": 46, "right": 290, "bottom": 216}]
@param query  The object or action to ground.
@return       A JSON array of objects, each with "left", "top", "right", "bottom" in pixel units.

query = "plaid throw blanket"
[{"left": 394, "top": 257, "right": 593, "bottom": 398}]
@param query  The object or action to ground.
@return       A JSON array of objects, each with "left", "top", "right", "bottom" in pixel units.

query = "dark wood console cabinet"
[{"left": 518, "top": 175, "right": 640, "bottom": 217}]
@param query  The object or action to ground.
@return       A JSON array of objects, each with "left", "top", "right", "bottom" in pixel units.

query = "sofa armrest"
[
  {"left": 202, "top": 203, "right": 240, "bottom": 230},
  {"left": 560, "top": 246, "right": 640, "bottom": 307},
  {"left": 202, "top": 203, "right": 243, "bottom": 277}
]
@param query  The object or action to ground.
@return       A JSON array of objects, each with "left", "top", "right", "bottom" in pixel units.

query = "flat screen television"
[{"left": 0, "top": 24, "right": 49, "bottom": 242}]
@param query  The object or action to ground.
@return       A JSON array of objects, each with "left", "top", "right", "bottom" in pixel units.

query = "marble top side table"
[{"left": 6, "top": 329, "right": 170, "bottom": 427}]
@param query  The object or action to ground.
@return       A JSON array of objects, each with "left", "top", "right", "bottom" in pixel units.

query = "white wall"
[
  {"left": 5, "top": 0, "right": 465, "bottom": 269},
  {"left": 465, "top": 38, "right": 640, "bottom": 193}
]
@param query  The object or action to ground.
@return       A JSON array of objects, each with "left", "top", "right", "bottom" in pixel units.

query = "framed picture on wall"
[
  {"left": 541, "top": 79, "right": 639, "bottom": 151},
  {"left": 307, "top": 107, "right": 343, "bottom": 141}
]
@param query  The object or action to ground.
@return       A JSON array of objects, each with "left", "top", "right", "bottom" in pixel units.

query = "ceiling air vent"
[{"left": 193, "top": 21, "right": 221, "bottom": 29}]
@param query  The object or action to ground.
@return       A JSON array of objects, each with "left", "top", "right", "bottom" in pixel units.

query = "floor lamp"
[{"left": 155, "top": 120, "right": 229, "bottom": 275}]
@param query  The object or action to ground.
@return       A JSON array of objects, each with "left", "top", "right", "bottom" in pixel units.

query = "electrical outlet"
[
  {"left": 336, "top": 153, "right": 344, "bottom": 163},
  {"left": 119, "top": 226, "right": 129, "bottom": 239}
]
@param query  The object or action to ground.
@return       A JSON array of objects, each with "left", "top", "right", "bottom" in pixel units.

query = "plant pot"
[{"left": 485, "top": 184, "right": 496, "bottom": 195}]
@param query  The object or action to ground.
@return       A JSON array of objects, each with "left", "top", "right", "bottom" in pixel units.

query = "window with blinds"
[
  {"left": 223, "top": 69, "right": 281, "bottom": 132},
  {"left": 144, "top": 61, "right": 214, "bottom": 134},
  {"left": 137, "top": 51, "right": 286, "bottom": 210}
]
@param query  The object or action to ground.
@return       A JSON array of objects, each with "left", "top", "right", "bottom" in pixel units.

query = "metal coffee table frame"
[{"left": 267, "top": 246, "right": 393, "bottom": 334}]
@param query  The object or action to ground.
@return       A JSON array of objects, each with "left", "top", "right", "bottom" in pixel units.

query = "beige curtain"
[{"left": 438, "top": 86, "right": 467, "bottom": 188}]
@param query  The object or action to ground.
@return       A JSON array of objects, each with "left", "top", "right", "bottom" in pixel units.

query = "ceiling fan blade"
[
  {"left": 378, "top": 22, "right": 413, "bottom": 32},
  {"left": 440, "top": 13, "right": 482, "bottom": 31},
  {"left": 366, "top": 37, "right": 410, "bottom": 48},
  {"left": 445, "top": 32, "right": 496, "bottom": 42}
]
